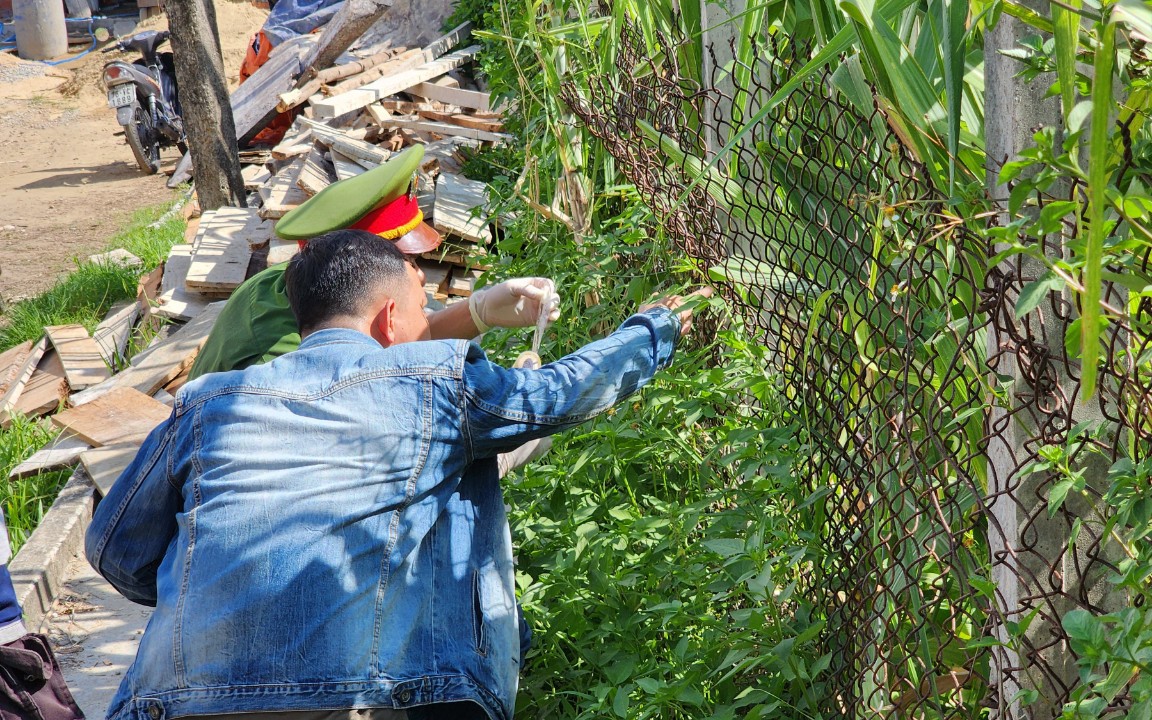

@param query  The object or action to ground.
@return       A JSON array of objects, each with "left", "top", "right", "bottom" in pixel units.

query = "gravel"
[{"left": 0, "top": 60, "right": 48, "bottom": 84}]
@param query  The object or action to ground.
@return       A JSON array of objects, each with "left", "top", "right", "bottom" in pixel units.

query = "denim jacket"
[{"left": 86, "top": 309, "right": 680, "bottom": 720}]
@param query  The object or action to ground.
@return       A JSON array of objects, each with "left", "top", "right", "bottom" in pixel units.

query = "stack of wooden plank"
[{"left": 5, "top": 251, "right": 228, "bottom": 497}]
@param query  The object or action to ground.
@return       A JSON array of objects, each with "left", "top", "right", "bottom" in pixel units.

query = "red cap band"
[{"left": 350, "top": 193, "right": 424, "bottom": 240}]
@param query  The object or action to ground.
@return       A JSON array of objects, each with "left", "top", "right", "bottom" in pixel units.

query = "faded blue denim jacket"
[{"left": 85, "top": 308, "right": 680, "bottom": 720}]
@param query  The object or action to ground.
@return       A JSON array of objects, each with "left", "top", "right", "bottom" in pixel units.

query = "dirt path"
[{"left": 0, "top": 1, "right": 267, "bottom": 303}]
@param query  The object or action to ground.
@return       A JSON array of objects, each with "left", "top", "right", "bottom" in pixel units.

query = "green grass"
[{"left": 0, "top": 199, "right": 185, "bottom": 553}]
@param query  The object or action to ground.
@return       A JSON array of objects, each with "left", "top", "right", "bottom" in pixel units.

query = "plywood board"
[
  {"left": 186, "top": 208, "right": 266, "bottom": 292},
  {"left": 156, "top": 246, "right": 212, "bottom": 322},
  {"left": 70, "top": 302, "right": 226, "bottom": 407},
  {"left": 258, "top": 158, "right": 309, "bottom": 220},
  {"left": 0, "top": 338, "right": 47, "bottom": 424},
  {"left": 45, "top": 325, "right": 110, "bottom": 390},
  {"left": 8, "top": 435, "right": 90, "bottom": 481},
  {"left": 434, "top": 173, "right": 492, "bottom": 243},
  {"left": 81, "top": 442, "right": 141, "bottom": 497},
  {"left": 52, "top": 387, "right": 172, "bottom": 448},
  {"left": 10, "top": 350, "right": 67, "bottom": 423},
  {"left": 92, "top": 301, "right": 140, "bottom": 367}
]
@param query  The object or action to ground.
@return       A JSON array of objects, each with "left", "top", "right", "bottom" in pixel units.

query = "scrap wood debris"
[
  {"left": 5, "top": 12, "right": 506, "bottom": 501},
  {"left": 165, "top": 17, "right": 505, "bottom": 307}
]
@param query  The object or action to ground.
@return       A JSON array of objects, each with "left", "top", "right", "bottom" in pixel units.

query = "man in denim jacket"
[{"left": 85, "top": 230, "right": 701, "bottom": 720}]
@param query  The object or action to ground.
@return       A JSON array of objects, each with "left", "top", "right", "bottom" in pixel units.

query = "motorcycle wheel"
[{"left": 125, "top": 103, "right": 161, "bottom": 175}]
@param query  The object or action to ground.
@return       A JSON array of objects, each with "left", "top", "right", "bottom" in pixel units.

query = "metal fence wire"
[{"left": 559, "top": 22, "right": 1152, "bottom": 719}]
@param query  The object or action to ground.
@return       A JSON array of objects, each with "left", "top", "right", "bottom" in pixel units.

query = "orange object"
[
  {"left": 239, "top": 29, "right": 297, "bottom": 146},
  {"left": 239, "top": 29, "right": 272, "bottom": 84}
]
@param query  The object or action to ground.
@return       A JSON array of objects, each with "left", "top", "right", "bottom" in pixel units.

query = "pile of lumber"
[
  {"left": 7, "top": 245, "right": 226, "bottom": 497},
  {"left": 167, "top": 13, "right": 506, "bottom": 304}
]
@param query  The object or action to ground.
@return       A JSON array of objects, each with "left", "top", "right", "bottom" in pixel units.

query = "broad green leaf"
[{"left": 1015, "top": 273, "right": 1063, "bottom": 318}]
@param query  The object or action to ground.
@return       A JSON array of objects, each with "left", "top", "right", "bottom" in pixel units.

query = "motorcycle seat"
[{"left": 124, "top": 30, "right": 170, "bottom": 59}]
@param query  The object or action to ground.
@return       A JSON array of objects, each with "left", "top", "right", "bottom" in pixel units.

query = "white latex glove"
[
  {"left": 468, "top": 278, "right": 560, "bottom": 333},
  {"left": 497, "top": 437, "right": 553, "bottom": 478}
]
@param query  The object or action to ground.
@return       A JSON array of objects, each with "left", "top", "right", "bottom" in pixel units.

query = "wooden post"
[{"left": 161, "top": 0, "right": 247, "bottom": 210}]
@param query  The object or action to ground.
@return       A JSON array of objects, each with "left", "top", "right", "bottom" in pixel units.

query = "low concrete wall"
[{"left": 10, "top": 468, "right": 96, "bottom": 631}]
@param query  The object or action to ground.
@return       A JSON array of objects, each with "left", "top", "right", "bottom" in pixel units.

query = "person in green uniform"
[{"left": 190, "top": 144, "right": 559, "bottom": 381}]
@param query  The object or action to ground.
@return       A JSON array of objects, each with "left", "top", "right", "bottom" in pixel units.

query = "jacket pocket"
[{"left": 471, "top": 571, "right": 488, "bottom": 657}]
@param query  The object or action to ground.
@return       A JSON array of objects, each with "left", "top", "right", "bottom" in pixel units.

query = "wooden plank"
[
  {"left": 372, "top": 116, "right": 511, "bottom": 143},
  {"left": 447, "top": 267, "right": 483, "bottom": 297},
  {"left": 279, "top": 47, "right": 400, "bottom": 112},
  {"left": 330, "top": 150, "right": 368, "bottom": 180},
  {"left": 295, "top": 146, "right": 336, "bottom": 197},
  {"left": 10, "top": 350, "right": 67, "bottom": 424},
  {"left": 297, "top": 0, "right": 393, "bottom": 84},
  {"left": 8, "top": 435, "right": 90, "bottom": 481},
  {"left": 156, "top": 246, "right": 213, "bottom": 322},
  {"left": 259, "top": 158, "right": 309, "bottom": 220},
  {"left": 168, "top": 35, "right": 317, "bottom": 187},
  {"left": 45, "top": 325, "right": 110, "bottom": 390},
  {"left": 136, "top": 265, "right": 163, "bottom": 332},
  {"left": 0, "top": 337, "right": 48, "bottom": 420},
  {"left": 81, "top": 442, "right": 142, "bottom": 497},
  {"left": 186, "top": 208, "right": 265, "bottom": 291},
  {"left": 87, "top": 248, "right": 143, "bottom": 268},
  {"left": 300, "top": 118, "right": 391, "bottom": 166},
  {"left": 267, "top": 239, "right": 301, "bottom": 267},
  {"left": 318, "top": 49, "right": 426, "bottom": 100},
  {"left": 434, "top": 173, "right": 492, "bottom": 243},
  {"left": 407, "top": 82, "right": 491, "bottom": 112},
  {"left": 418, "top": 260, "right": 451, "bottom": 296},
  {"left": 242, "top": 164, "right": 271, "bottom": 190},
  {"left": 92, "top": 301, "right": 140, "bottom": 367},
  {"left": 311, "top": 46, "right": 481, "bottom": 120},
  {"left": 70, "top": 302, "right": 226, "bottom": 407},
  {"left": 52, "top": 387, "right": 172, "bottom": 448},
  {"left": 0, "top": 342, "right": 34, "bottom": 397}
]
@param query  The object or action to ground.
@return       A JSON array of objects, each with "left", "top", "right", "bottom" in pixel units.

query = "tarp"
[{"left": 262, "top": 0, "right": 341, "bottom": 46}]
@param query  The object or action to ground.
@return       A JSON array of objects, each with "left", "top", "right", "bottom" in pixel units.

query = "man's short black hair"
[{"left": 284, "top": 229, "right": 411, "bottom": 333}]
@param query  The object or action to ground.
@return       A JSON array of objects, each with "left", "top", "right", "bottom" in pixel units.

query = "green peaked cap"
[{"left": 274, "top": 144, "right": 425, "bottom": 240}]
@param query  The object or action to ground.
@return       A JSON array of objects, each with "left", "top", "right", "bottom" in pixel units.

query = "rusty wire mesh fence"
[{"left": 559, "top": 23, "right": 1152, "bottom": 719}]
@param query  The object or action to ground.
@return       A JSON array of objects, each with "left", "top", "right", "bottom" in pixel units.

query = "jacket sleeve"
[
  {"left": 84, "top": 412, "right": 185, "bottom": 607},
  {"left": 461, "top": 308, "right": 680, "bottom": 459}
]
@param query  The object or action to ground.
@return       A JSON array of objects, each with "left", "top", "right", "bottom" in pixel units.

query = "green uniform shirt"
[{"left": 188, "top": 263, "right": 301, "bottom": 380}]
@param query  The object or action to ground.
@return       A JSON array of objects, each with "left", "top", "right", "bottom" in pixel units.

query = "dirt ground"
[{"left": 0, "top": 1, "right": 267, "bottom": 302}]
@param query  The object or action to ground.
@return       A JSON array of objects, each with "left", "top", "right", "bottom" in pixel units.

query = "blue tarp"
[{"left": 262, "top": 0, "right": 341, "bottom": 46}]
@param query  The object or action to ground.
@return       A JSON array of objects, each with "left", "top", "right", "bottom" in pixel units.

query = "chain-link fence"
[{"left": 560, "top": 23, "right": 1151, "bottom": 718}]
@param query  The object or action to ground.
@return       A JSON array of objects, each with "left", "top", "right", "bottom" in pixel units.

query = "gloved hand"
[
  {"left": 468, "top": 278, "right": 560, "bottom": 333},
  {"left": 497, "top": 437, "right": 553, "bottom": 478}
]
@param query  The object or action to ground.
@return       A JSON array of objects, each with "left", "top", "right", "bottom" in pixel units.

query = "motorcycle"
[{"left": 101, "top": 30, "right": 185, "bottom": 175}]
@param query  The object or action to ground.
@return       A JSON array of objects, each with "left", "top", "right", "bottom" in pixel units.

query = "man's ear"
[{"left": 374, "top": 298, "right": 398, "bottom": 346}]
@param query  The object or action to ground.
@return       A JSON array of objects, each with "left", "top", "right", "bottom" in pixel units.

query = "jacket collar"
[{"left": 298, "top": 327, "right": 380, "bottom": 350}]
